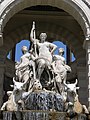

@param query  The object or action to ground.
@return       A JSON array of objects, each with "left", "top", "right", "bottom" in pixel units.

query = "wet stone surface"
[
  {"left": 2, "top": 111, "right": 88, "bottom": 120},
  {"left": 2, "top": 111, "right": 66, "bottom": 120},
  {"left": 24, "top": 91, "right": 65, "bottom": 112}
]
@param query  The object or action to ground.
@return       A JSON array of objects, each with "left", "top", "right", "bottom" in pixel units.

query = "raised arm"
[{"left": 30, "top": 21, "right": 36, "bottom": 42}]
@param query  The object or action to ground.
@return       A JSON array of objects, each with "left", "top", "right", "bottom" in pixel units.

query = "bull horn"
[
  {"left": 10, "top": 85, "right": 14, "bottom": 88},
  {"left": 13, "top": 77, "right": 16, "bottom": 83},
  {"left": 63, "top": 80, "right": 67, "bottom": 87},
  {"left": 75, "top": 79, "right": 78, "bottom": 85}
]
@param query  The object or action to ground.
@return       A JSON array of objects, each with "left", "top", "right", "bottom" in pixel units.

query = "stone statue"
[
  {"left": 15, "top": 46, "right": 36, "bottom": 83},
  {"left": 0, "top": 91, "right": 17, "bottom": 111},
  {"left": 1, "top": 22, "right": 88, "bottom": 120},
  {"left": 51, "top": 48, "right": 71, "bottom": 94},
  {"left": 30, "top": 23, "right": 57, "bottom": 81},
  {"left": 63, "top": 79, "right": 89, "bottom": 114},
  {"left": 52, "top": 48, "right": 71, "bottom": 83},
  {"left": 1, "top": 78, "right": 32, "bottom": 111}
]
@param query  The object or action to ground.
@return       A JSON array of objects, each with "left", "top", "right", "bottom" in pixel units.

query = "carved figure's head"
[
  {"left": 33, "top": 79, "right": 42, "bottom": 91},
  {"left": 22, "top": 46, "right": 28, "bottom": 54},
  {"left": 39, "top": 33, "right": 47, "bottom": 43},
  {"left": 58, "top": 48, "right": 64, "bottom": 55}
]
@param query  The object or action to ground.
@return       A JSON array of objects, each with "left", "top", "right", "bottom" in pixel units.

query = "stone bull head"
[
  {"left": 12, "top": 78, "right": 27, "bottom": 93},
  {"left": 64, "top": 79, "right": 79, "bottom": 93},
  {"left": 11, "top": 77, "right": 29, "bottom": 102},
  {"left": 64, "top": 79, "right": 79, "bottom": 103}
]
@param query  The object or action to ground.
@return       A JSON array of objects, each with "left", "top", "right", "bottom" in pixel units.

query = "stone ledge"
[{"left": 0, "top": 111, "right": 88, "bottom": 120}]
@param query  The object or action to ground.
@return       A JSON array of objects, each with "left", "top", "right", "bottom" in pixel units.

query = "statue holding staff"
[{"left": 30, "top": 22, "right": 57, "bottom": 81}]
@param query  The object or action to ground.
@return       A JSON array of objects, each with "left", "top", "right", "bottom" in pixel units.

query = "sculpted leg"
[
  {"left": 22, "top": 72, "right": 29, "bottom": 83},
  {"left": 37, "top": 59, "right": 45, "bottom": 80}
]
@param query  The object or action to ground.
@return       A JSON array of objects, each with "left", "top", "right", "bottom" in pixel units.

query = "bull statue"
[
  {"left": 1, "top": 78, "right": 31, "bottom": 111},
  {"left": 1, "top": 91, "right": 18, "bottom": 111},
  {"left": 73, "top": 94, "right": 89, "bottom": 114},
  {"left": 64, "top": 79, "right": 79, "bottom": 104},
  {"left": 63, "top": 79, "right": 89, "bottom": 114}
]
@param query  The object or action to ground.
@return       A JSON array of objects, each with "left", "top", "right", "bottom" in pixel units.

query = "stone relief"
[{"left": 1, "top": 22, "right": 89, "bottom": 118}]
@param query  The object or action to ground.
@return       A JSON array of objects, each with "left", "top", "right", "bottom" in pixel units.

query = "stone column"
[
  {"left": 0, "top": 63, "right": 5, "bottom": 108},
  {"left": 77, "top": 65, "right": 88, "bottom": 106},
  {"left": 0, "top": 49, "right": 5, "bottom": 108},
  {"left": 83, "top": 39, "right": 90, "bottom": 111},
  {"left": 0, "top": 23, "right": 3, "bottom": 46}
]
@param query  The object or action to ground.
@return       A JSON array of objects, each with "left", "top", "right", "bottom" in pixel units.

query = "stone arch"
[
  {"left": 0, "top": 0, "right": 90, "bottom": 39},
  {"left": 0, "top": 0, "right": 88, "bottom": 107}
]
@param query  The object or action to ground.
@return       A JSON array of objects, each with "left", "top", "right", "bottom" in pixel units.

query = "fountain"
[{"left": 0, "top": 22, "right": 89, "bottom": 120}]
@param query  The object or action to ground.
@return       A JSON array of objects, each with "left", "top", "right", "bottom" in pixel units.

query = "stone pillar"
[
  {"left": 77, "top": 65, "right": 88, "bottom": 106},
  {"left": 0, "top": 32, "right": 3, "bottom": 46},
  {"left": 0, "top": 64, "right": 4, "bottom": 108},
  {"left": 83, "top": 39, "right": 90, "bottom": 111},
  {"left": 0, "top": 23, "right": 3, "bottom": 46},
  {"left": 0, "top": 50, "right": 5, "bottom": 108}
]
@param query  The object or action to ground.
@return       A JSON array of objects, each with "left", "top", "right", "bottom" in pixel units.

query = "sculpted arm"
[
  {"left": 1, "top": 102, "right": 7, "bottom": 110},
  {"left": 30, "top": 21, "right": 36, "bottom": 42},
  {"left": 51, "top": 61, "right": 57, "bottom": 73},
  {"left": 49, "top": 43, "right": 57, "bottom": 54},
  {"left": 30, "top": 21, "right": 39, "bottom": 44},
  {"left": 15, "top": 59, "right": 23, "bottom": 70},
  {"left": 31, "top": 54, "right": 37, "bottom": 61}
]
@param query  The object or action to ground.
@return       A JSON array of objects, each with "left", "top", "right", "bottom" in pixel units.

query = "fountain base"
[{"left": 1, "top": 111, "right": 88, "bottom": 120}]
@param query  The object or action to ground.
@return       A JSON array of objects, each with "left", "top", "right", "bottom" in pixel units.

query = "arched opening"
[{"left": 0, "top": 0, "right": 89, "bottom": 107}]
